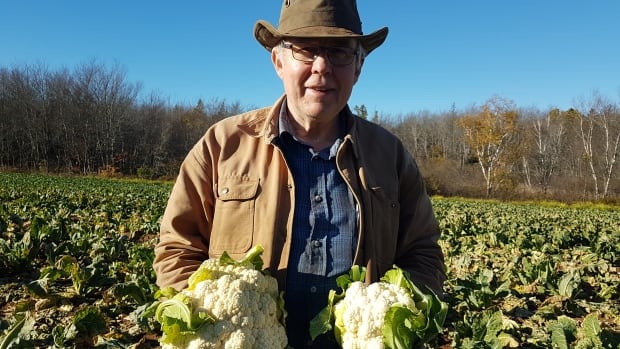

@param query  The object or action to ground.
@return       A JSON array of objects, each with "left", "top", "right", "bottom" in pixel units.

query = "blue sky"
[{"left": 2, "top": 1, "right": 619, "bottom": 116}]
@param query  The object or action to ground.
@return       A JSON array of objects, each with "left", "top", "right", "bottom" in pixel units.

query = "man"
[{"left": 153, "top": 0, "right": 445, "bottom": 347}]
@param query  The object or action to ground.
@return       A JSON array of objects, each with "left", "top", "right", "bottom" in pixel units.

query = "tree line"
[
  {"left": 1, "top": 61, "right": 618, "bottom": 202},
  {"left": 0, "top": 61, "right": 243, "bottom": 178}
]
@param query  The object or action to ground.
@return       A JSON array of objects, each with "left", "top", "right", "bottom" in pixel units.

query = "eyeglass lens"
[{"left": 287, "top": 44, "right": 356, "bottom": 66}]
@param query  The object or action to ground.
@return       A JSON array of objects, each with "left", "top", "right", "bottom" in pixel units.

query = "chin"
[
  {"left": 305, "top": 103, "right": 342, "bottom": 119},
  {"left": 308, "top": 109, "right": 338, "bottom": 121}
]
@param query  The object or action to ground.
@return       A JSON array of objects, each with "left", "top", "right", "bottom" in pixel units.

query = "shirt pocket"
[{"left": 210, "top": 177, "right": 259, "bottom": 254}]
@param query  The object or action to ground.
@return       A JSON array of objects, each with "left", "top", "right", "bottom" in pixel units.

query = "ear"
[{"left": 272, "top": 47, "right": 284, "bottom": 78}]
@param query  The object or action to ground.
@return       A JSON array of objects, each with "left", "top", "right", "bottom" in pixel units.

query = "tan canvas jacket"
[{"left": 153, "top": 95, "right": 446, "bottom": 295}]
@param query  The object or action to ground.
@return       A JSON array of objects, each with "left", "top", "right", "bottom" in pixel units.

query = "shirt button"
[
  {"left": 310, "top": 286, "right": 317, "bottom": 293},
  {"left": 314, "top": 195, "right": 322, "bottom": 203},
  {"left": 312, "top": 240, "right": 321, "bottom": 247},
  {"left": 221, "top": 187, "right": 230, "bottom": 194}
]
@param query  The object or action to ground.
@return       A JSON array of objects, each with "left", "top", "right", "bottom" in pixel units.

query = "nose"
[{"left": 311, "top": 50, "right": 332, "bottom": 74}]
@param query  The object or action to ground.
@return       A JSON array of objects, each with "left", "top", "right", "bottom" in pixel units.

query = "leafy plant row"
[
  {"left": 0, "top": 173, "right": 618, "bottom": 348},
  {"left": 0, "top": 173, "right": 169, "bottom": 348},
  {"left": 434, "top": 198, "right": 619, "bottom": 348}
]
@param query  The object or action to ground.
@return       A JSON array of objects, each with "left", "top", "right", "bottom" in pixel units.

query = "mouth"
[{"left": 307, "top": 86, "right": 333, "bottom": 93}]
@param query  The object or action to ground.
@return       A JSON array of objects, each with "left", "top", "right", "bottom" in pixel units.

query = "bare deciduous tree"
[
  {"left": 577, "top": 93, "right": 620, "bottom": 199},
  {"left": 524, "top": 108, "right": 569, "bottom": 193}
]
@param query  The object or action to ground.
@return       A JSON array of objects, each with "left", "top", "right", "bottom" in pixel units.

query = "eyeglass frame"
[{"left": 279, "top": 41, "right": 361, "bottom": 66}]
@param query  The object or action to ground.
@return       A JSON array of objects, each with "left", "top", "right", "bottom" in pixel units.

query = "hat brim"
[{"left": 254, "top": 19, "right": 388, "bottom": 55}]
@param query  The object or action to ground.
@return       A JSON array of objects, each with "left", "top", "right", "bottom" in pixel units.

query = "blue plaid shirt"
[{"left": 274, "top": 101, "right": 357, "bottom": 348}]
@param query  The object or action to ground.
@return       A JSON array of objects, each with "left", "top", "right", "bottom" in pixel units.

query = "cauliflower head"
[
  {"left": 155, "top": 245, "right": 288, "bottom": 349},
  {"left": 309, "top": 265, "right": 447, "bottom": 349},
  {"left": 334, "top": 281, "right": 415, "bottom": 349}
]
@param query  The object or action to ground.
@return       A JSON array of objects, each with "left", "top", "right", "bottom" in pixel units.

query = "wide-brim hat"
[{"left": 254, "top": 0, "right": 388, "bottom": 55}]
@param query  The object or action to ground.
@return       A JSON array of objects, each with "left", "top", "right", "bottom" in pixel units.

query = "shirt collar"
[{"left": 278, "top": 98, "right": 292, "bottom": 137}]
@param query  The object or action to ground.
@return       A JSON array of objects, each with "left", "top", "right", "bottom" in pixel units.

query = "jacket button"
[
  {"left": 314, "top": 195, "right": 322, "bottom": 203},
  {"left": 221, "top": 187, "right": 230, "bottom": 194}
]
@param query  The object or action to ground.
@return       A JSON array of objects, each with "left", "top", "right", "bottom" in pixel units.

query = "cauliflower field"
[{"left": 1, "top": 173, "right": 619, "bottom": 348}]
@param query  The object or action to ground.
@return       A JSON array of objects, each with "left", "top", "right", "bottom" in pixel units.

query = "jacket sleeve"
[
  {"left": 395, "top": 151, "right": 446, "bottom": 296},
  {"left": 152, "top": 140, "right": 214, "bottom": 291}
]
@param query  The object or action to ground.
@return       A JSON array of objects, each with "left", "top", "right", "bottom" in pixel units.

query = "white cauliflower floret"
[
  {"left": 335, "top": 281, "right": 415, "bottom": 349},
  {"left": 254, "top": 326, "right": 289, "bottom": 348},
  {"left": 156, "top": 246, "right": 287, "bottom": 349},
  {"left": 224, "top": 328, "right": 255, "bottom": 348}
]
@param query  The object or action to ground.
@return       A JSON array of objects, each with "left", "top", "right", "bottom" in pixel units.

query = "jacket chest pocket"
[
  {"left": 367, "top": 186, "right": 400, "bottom": 263},
  {"left": 210, "top": 177, "right": 259, "bottom": 254}
]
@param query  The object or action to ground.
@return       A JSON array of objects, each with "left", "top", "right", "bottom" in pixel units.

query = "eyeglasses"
[{"left": 280, "top": 42, "right": 358, "bottom": 66}]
